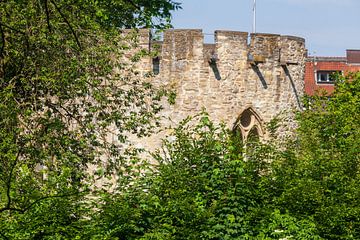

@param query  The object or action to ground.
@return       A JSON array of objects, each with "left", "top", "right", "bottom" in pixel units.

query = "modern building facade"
[{"left": 305, "top": 50, "right": 360, "bottom": 95}]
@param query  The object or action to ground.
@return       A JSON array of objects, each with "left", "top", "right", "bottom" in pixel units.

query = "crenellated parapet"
[
  {"left": 120, "top": 29, "right": 306, "bottom": 67},
  {"left": 149, "top": 29, "right": 305, "bottom": 67}
]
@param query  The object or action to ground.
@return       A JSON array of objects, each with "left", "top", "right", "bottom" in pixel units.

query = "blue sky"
[{"left": 170, "top": 0, "right": 360, "bottom": 56}]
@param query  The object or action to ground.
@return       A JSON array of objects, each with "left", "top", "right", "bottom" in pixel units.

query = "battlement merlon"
[
  {"left": 161, "top": 29, "right": 203, "bottom": 61},
  {"left": 215, "top": 31, "right": 248, "bottom": 63},
  {"left": 280, "top": 35, "right": 306, "bottom": 65}
]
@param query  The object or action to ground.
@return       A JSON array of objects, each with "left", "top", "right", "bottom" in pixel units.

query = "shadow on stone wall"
[
  {"left": 251, "top": 64, "right": 268, "bottom": 89},
  {"left": 209, "top": 59, "right": 221, "bottom": 80},
  {"left": 282, "top": 65, "right": 301, "bottom": 108}
]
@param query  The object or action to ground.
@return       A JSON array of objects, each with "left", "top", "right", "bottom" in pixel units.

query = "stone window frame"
[{"left": 232, "top": 107, "right": 265, "bottom": 142}]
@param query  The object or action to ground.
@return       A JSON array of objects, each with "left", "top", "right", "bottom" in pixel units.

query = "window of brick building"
[{"left": 316, "top": 71, "right": 337, "bottom": 84}]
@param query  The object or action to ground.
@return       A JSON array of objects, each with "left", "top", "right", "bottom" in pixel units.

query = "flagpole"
[{"left": 253, "top": 0, "right": 256, "bottom": 33}]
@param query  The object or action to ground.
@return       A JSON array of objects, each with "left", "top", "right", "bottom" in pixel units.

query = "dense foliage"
[
  {"left": 1, "top": 0, "right": 360, "bottom": 238},
  {"left": 0, "top": 0, "right": 180, "bottom": 238},
  {"left": 95, "top": 74, "right": 359, "bottom": 239},
  {"left": 94, "top": 114, "right": 320, "bottom": 239},
  {"left": 271, "top": 73, "right": 360, "bottom": 239}
]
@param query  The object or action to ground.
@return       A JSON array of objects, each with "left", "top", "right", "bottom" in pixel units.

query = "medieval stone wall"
[{"left": 129, "top": 29, "right": 306, "bottom": 148}]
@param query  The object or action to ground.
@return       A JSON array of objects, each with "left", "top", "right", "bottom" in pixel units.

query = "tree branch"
[
  {"left": 0, "top": 20, "right": 5, "bottom": 58},
  {"left": 0, "top": 191, "right": 83, "bottom": 213},
  {"left": 3, "top": 150, "right": 22, "bottom": 212},
  {"left": 44, "top": 0, "right": 52, "bottom": 33},
  {"left": 0, "top": 22, "right": 26, "bottom": 35},
  {"left": 124, "top": 0, "right": 141, "bottom": 10},
  {"left": 0, "top": 20, "right": 5, "bottom": 79},
  {"left": 0, "top": 206, "right": 24, "bottom": 213},
  {"left": 49, "top": 0, "right": 81, "bottom": 50},
  {"left": 46, "top": 101, "right": 87, "bottom": 131},
  {"left": 0, "top": 230, "right": 10, "bottom": 240},
  {"left": 22, "top": 191, "right": 83, "bottom": 212}
]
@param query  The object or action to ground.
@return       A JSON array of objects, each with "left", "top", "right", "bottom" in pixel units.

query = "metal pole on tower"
[{"left": 253, "top": 0, "right": 256, "bottom": 33}]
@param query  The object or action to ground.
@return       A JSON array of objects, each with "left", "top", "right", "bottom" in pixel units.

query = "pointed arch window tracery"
[{"left": 233, "top": 107, "right": 264, "bottom": 142}]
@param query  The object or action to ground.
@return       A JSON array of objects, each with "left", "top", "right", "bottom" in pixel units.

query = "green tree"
[
  {"left": 0, "top": 0, "right": 180, "bottom": 238},
  {"left": 95, "top": 113, "right": 321, "bottom": 239},
  {"left": 90, "top": 74, "right": 360, "bottom": 239},
  {"left": 270, "top": 73, "right": 360, "bottom": 239}
]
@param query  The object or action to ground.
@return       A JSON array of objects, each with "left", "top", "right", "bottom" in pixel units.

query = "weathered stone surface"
[{"left": 129, "top": 29, "right": 306, "bottom": 150}]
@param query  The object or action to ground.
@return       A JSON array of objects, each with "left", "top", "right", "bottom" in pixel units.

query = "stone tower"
[{"left": 131, "top": 29, "right": 306, "bottom": 145}]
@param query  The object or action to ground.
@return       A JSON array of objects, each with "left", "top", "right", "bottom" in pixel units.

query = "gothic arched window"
[{"left": 233, "top": 107, "right": 264, "bottom": 142}]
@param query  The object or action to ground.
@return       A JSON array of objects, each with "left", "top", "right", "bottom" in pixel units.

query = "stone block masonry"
[{"left": 129, "top": 29, "right": 306, "bottom": 147}]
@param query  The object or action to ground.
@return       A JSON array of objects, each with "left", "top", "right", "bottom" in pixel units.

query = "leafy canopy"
[
  {"left": 0, "top": 0, "right": 180, "bottom": 238},
  {"left": 95, "top": 73, "right": 360, "bottom": 239}
]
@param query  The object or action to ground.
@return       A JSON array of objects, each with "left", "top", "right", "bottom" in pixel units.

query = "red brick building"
[{"left": 305, "top": 50, "right": 360, "bottom": 95}]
